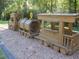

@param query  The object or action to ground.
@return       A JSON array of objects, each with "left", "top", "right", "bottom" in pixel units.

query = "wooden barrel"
[
  {"left": 24, "top": 20, "right": 40, "bottom": 34},
  {"left": 24, "top": 20, "right": 32, "bottom": 31},
  {"left": 19, "top": 18, "right": 28, "bottom": 30},
  {"left": 29, "top": 20, "right": 41, "bottom": 34},
  {"left": 19, "top": 18, "right": 41, "bottom": 36}
]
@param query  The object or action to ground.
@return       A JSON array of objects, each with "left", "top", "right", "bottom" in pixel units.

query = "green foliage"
[
  {"left": 1, "top": 0, "right": 26, "bottom": 20},
  {"left": 69, "top": 0, "right": 77, "bottom": 13},
  {"left": 0, "top": 0, "right": 79, "bottom": 21},
  {"left": 0, "top": 48, "right": 7, "bottom": 59},
  {"left": 0, "top": 20, "right": 8, "bottom": 24}
]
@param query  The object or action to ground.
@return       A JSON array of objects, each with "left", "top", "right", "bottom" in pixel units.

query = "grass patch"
[
  {"left": 73, "top": 27, "right": 79, "bottom": 32},
  {"left": 0, "top": 48, "right": 7, "bottom": 59},
  {"left": 0, "top": 20, "right": 8, "bottom": 24}
]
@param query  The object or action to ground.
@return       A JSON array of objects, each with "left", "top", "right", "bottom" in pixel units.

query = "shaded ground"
[{"left": 0, "top": 24, "right": 79, "bottom": 59}]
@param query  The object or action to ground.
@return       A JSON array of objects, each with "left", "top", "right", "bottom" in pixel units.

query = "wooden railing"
[{"left": 63, "top": 33, "right": 79, "bottom": 49}]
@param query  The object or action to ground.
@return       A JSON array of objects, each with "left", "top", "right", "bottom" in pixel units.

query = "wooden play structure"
[
  {"left": 9, "top": 12, "right": 40, "bottom": 37},
  {"left": 9, "top": 12, "right": 79, "bottom": 55},
  {"left": 19, "top": 18, "right": 40, "bottom": 37},
  {"left": 8, "top": 12, "right": 21, "bottom": 31},
  {"left": 37, "top": 13, "right": 79, "bottom": 55}
]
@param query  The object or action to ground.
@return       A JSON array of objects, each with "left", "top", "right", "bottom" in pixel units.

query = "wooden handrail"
[
  {"left": 43, "top": 28, "right": 59, "bottom": 32},
  {"left": 64, "top": 33, "right": 79, "bottom": 39}
]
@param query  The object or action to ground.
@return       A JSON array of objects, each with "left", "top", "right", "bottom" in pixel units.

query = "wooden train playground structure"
[{"left": 8, "top": 12, "right": 79, "bottom": 55}]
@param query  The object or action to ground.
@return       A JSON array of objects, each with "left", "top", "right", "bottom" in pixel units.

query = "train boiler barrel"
[
  {"left": 19, "top": 18, "right": 28, "bottom": 30},
  {"left": 24, "top": 20, "right": 32, "bottom": 31},
  {"left": 24, "top": 20, "right": 41, "bottom": 37}
]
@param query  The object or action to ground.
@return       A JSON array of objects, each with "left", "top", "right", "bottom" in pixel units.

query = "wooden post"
[
  {"left": 42, "top": 20, "right": 45, "bottom": 30},
  {"left": 59, "top": 21, "right": 64, "bottom": 45},
  {"left": 68, "top": 23, "right": 72, "bottom": 35}
]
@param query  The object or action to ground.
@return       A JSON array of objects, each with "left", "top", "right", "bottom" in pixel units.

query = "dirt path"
[{"left": 0, "top": 24, "right": 79, "bottom": 59}]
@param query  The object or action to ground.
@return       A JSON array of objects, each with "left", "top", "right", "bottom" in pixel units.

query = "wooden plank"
[
  {"left": 59, "top": 22, "right": 64, "bottom": 45},
  {"left": 60, "top": 48, "right": 67, "bottom": 55},
  {"left": 38, "top": 15, "right": 60, "bottom": 22},
  {"left": 60, "top": 16, "right": 75, "bottom": 22},
  {"left": 38, "top": 13, "right": 77, "bottom": 22},
  {"left": 53, "top": 45, "right": 60, "bottom": 52}
]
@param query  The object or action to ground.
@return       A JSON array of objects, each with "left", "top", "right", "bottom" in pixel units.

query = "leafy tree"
[
  {"left": 0, "top": 0, "right": 79, "bottom": 20},
  {"left": 69, "top": 0, "right": 77, "bottom": 13}
]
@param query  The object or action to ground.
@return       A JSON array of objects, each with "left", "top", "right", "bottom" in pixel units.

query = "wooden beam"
[
  {"left": 59, "top": 21, "right": 64, "bottom": 45},
  {"left": 68, "top": 23, "right": 73, "bottom": 35}
]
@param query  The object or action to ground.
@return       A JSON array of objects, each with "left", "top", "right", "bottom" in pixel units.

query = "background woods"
[{"left": 0, "top": 0, "right": 79, "bottom": 20}]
